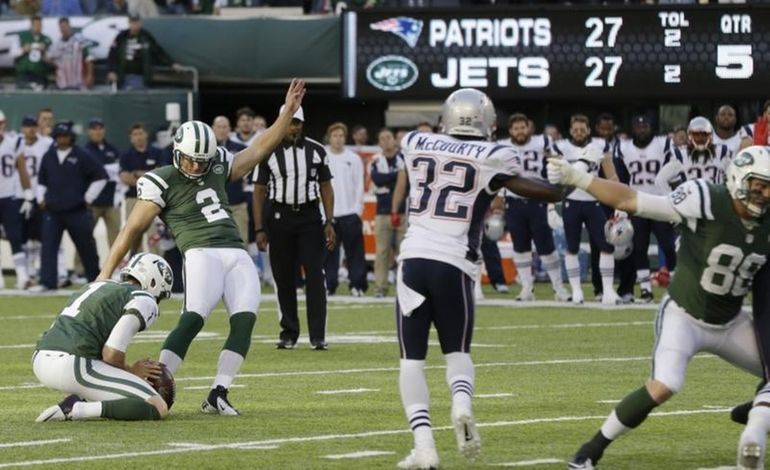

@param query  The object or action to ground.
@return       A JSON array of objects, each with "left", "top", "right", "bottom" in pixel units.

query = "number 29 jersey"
[
  {"left": 667, "top": 180, "right": 770, "bottom": 324},
  {"left": 398, "top": 131, "right": 521, "bottom": 277},
  {"left": 137, "top": 147, "right": 244, "bottom": 253}
]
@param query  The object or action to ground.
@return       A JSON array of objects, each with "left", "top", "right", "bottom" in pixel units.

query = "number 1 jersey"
[{"left": 398, "top": 131, "right": 521, "bottom": 277}]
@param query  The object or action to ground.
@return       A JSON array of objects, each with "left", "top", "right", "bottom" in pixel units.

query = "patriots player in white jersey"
[
  {"left": 497, "top": 113, "right": 569, "bottom": 301},
  {"left": 712, "top": 104, "right": 741, "bottom": 155},
  {"left": 0, "top": 120, "right": 34, "bottom": 289},
  {"left": 553, "top": 114, "right": 619, "bottom": 305},
  {"left": 615, "top": 115, "right": 677, "bottom": 302},
  {"left": 389, "top": 89, "right": 570, "bottom": 470},
  {"left": 656, "top": 116, "right": 732, "bottom": 191}
]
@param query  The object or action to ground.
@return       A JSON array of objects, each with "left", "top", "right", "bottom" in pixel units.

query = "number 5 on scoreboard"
[{"left": 715, "top": 45, "right": 753, "bottom": 79}]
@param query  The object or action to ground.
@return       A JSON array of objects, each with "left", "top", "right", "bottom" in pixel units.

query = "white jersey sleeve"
[
  {"left": 738, "top": 123, "right": 755, "bottom": 140},
  {"left": 137, "top": 172, "right": 167, "bottom": 208},
  {"left": 668, "top": 179, "right": 715, "bottom": 230},
  {"left": 124, "top": 291, "right": 160, "bottom": 331}
]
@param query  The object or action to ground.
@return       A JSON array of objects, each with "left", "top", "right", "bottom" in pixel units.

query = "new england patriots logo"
[{"left": 370, "top": 17, "right": 423, "bottom": 48}]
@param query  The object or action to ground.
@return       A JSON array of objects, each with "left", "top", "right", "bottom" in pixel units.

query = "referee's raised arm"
[{"left": 230, "top": 79, "right": 306, "bottom": 182}]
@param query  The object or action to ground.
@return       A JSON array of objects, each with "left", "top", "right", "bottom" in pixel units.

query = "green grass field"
[{"left": 0, "top": 284, "right": 758, "bottom": 469}]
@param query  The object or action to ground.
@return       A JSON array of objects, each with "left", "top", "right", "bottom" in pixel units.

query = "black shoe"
[
  {"left": 568, "top": 438, "right": 607, "bottom": 469},
  {"left": 35, "top": 393, "right": 81, "bottom": 422},
  {"left": 732, "top": 400, "right": 753, "bottom": 425},
  {"left": 201, "top": 385, "right": 239, "bottom": 416},
  {"left": 275, "top": 339, "right": 296, "bottom": 350},
  {"left": 639, "top": 289, "right": 654, "bottom": 303},
  {"left": 311, "top": 341, "right": 328, "bottom": 351}
]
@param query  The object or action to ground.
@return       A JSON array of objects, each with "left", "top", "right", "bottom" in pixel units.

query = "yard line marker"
[
  {"left": 0, "top": 344, "right": 34, "bottom": 350},
  {"left": 491, "top": 458, "right": 563, "bottom": 466},
  {"left": 0, "top": 408, "right": 731, "bottom": 468},
  {"left": 0, "top": 439, "right": 70, "bottom": 449},
  {"left": 315, "top": 388, "right": 379, "bottom": 395},
  {"left": 477, "top": 393, "right": 514, "bottom": 398},
  {"left": 183, "top": 384, "right": 246, "bottom": 391},
  {"left": 597, "top": 400, "right": 621, "bottom": 404},
  {"left": 0, "top": 384, "right": 43, "bottom": 391},
  {"left": 324, "top": 450, "right": 394, "bottom": 460}
]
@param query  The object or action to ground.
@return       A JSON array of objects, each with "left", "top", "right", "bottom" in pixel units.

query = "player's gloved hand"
[
  {"left": 613, "top": 209, "right": 628, "bottom": 220},
  {"left": 390, "top": 212, "right": 401, "bottom": 228},
  {"left": 547, "top": 157, "right": 594, "bottom": 189},
  {"left": 18, "top": 189, "right": 34, "bottom": 220},
  {"left": 547, "top": 204, "right": 563, "bottom": 230}
]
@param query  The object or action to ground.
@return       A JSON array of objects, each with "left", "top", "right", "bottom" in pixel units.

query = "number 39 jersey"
[
  {"left": 667, "top": 180, "right": 770, "bottom": 324},
  {"left": 399, "top": 131, "right": 521, "bottom": 277},
  {"left": 137, "top": 147, "right": 243, "bottom": 253}
]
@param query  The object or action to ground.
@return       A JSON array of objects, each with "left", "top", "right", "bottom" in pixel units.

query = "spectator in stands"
[
  {"left": 107, "top": 15, "right": 182, "bottom": 90},
  {"left": 32, "top": 122, "right": 106, "bottom": 292},
  {"left": 351, "top": 124, "right": 369, "bottom": 147},
  {"left": 84, "top": 118, "right": 122, "bottom": 249},
  {"left": 103, "top": 0, "right": 128, "bottom": 14},
  {"left": 47, "top": 17, "right": 94, "bottom": 90},
  {"left": 254, "top": 115, "right": 267, "bottom": 135},
  {"left": 230, "top": 107, "right": 259, "bottom": 146},
  {"left": 119, "top": 122, "right": 164, "bottom": 255},
  {"left": 127, "top": 0, "right": 159, "bottom": 17},
  {"left": 42, "top": 0, "right": 81, "bottom": 16},
  {"left": 370, "top": 127, "right": 406, "bottom": 297},
  {"left": 212, "top": 115, "right": 249, "bottom": 245},
  {"left": 14, "top": 16, "right": 51, "bottom": 91},
  {"left": 323, "top": 122, "right": 367, "bottom": 297},
  {"left": 37, "top": 108, "right": 54, "bottom": 137},
  {"left": 11, "top": 0, "right": 41, "bottom": 15}
]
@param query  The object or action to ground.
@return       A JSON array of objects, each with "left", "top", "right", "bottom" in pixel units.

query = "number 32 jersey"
[
  {"left": 137, "top": 147, "right": 243, "bottom": 253},
  {"left": 398, "top": 131, "right": 521, "bottom": 277},
  {"left": 667, "top": 180, "right": 770, "bottom": 324}
]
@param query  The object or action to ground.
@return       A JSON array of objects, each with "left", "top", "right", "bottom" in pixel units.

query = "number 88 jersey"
[
  {"left": 667, "top": 179, "right": 770, "bottom": 324},
  {"left": 398, "top": 131, "right": 521, "bottom": 278},
  {"left": 137, "top": 147, "right": 243, "bottom": 253}
]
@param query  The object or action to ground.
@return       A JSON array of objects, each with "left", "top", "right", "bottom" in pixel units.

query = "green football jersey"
[
  {"left": 667, "top": 180, "right": 770, "bottom": 324},
  {"left": 15, "top": 31, "right": 52, "bottom": 77},
  {"left": 36, "top": 282, "right": 157, "bottom": 359},
  {"left": 137, "top": 147, "right": 244, "bottom": 253}
]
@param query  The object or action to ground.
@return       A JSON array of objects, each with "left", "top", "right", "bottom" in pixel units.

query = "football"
[{"left": 150, "top": 363, "right": 176, "bottom": 410}]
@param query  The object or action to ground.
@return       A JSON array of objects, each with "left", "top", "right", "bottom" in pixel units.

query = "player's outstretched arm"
[
  {"left": 230, "top": 79, "right": 306, "bottom": 182},
  {"left": 98, "top": 200, "right": 161, "bottom": 280},
  {"left": 547, "top": 157, "right": 638, "bottom": 212},
  {"left": 503, "top": 175, "right": 569, "bottom": 203}
]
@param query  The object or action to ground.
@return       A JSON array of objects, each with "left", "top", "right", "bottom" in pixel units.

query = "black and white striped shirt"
[{"left": 253, "top": 136, "right": 332, "bottom": 205}]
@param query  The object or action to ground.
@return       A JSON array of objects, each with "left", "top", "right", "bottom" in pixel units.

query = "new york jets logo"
[
  {"left": 212, "top": 164, "right": 224, "bottom": 175},
  {"left": 174, "top": 127, "right": 184, "bottom": 144},
  {"left": 366, "top": 55, "right": 418, "bottom": 92},
  {"left": 734, "top": 151, "right": 754, "bottom": 167}
]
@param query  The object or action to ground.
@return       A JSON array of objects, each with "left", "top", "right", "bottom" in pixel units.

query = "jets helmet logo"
[
  {"left": 733, "top": 151, "right": 755, "bottom": 167},
  {"left": 174, "top": 127, "right": 184, "bottom": 144}
]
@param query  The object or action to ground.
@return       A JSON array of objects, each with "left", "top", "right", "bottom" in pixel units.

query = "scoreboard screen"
[{"left": 341, "top": 5, "right": 770, "bottom": 100}]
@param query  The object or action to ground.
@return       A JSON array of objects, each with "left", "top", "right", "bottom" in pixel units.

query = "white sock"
[
  {"left": 57, "top": 246, "right": 66, "bottom": 281},
  {"left": 27, "top": 241, "right": 40, "bottom": 278},
  {"left": 473, "top": 267, "right": 483, "bottom": 300},
  {"left": 445, "top": 352, "right": 474, "bottom": 413},
  {"left": 213, "top": 349, "right": 244, "bottom": 390},
  {"left": 600, "top": 253, "right": 615, "bottom": 295},
  {"left": 70, "top": 401, "right": 103, "bottom": 420},
  {"left": 159, "top": 349, "right": 184, "bottom": 375},
  {"left": 637, "top": 269, "right": 652, "bottom": 291},
  {"left": 742, "top": 406, "right": 770, "bottom": 448},
  {"left": 400, "top": 359, "right": 435, "bottom": 450},
  {"left": 13, "top": 252, "right": 29, "bottom": 288},
  {"left": 540, "top": 252, "right": 565, "bottom": 291},
  {"left": 512, "top": 251, "right": 533, "bottom": 288},
  {"left": 600, "top": 409, "right": 631, "bottom": 440},
  {"left": 565, "top": 253, "right": 581, "bottom": 291}
]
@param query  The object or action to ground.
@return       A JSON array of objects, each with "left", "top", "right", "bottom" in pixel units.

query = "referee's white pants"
[
  {"left": 33, "top": 350, "right": 157, "bottom": 401},
  {"left": 183, "top": 247, "right": 261, "bottom": 320}
]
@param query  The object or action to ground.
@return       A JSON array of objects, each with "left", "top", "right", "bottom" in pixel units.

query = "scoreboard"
[{"left": 341, "top": 5, "right": 770, "bottom": 100}]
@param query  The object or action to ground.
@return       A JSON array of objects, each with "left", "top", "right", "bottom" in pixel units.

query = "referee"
[{"left": 253, "top": 106, "right": 336, "bottom": 350}]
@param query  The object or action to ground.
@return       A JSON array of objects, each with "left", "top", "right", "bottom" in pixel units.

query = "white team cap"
[{"left": 279, "top": 105, "right": 304, "bottom": 122}]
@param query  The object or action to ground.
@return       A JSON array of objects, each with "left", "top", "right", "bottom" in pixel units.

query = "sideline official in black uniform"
[{"left": 253, "top": 106, "right": 336, "bottom": 350}]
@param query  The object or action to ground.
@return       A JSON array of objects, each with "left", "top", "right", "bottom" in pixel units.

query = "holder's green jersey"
[
  {"left": 36, "top": 281, "right": 158, "bottom": 359},
  {"left": 667, "top": 180, "right": 770, "bottom": 324},
  {"left": 137, "top": 147, "right": 244, "bottom": 253}
]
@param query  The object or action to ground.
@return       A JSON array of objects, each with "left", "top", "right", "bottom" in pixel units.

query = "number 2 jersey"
[
  {"left": 666, "top": 180, "right": 770, "bottom": 324},
  {"left": 398, "top": 131, "right": 521, "bottom": 277},
  {"left": 36, "top": 281, "right": 158, "bottom": 359},
  {"left": 137, "top": 147, "right": 243, "bottom": 253}
]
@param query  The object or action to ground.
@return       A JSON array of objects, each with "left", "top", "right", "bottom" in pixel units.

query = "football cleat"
[
  {"left": 572, "top": 289, "right": 585, "bottom": 305},
  {"left": 737, "top": 442, "right": 764, "bottom": 470},
  {"left": 732, "top": 401, "right": 753, "bottom": 425},
  {"left": 36, "top": 394, "right": 81, "bottom": 422},
  {"left": 493, "top": 283, "right": 510, "bottom": 294},
  {"left": 275, "top": 339, "right": 296, "bottom": 350},
  {"left": 397, "top": 447, "right": 439, "bottom": 470},
  {"left": 311, "top": 341, "right": 328, "bottom": 351},
  {"left": 601, "top": 291, "right": 621, "bottom": 306},
  {"left": 451, "top": 407, "right": 481, "bottom": 461},
  {"left": 639, "top": 289, "right": 654, "bottom": 304},
  {"left": 554, "top": 288, "right": 572, "bottom": 302},
  {"left": 567, "top": 455, "right": 596, "bottom": 470},
  {"left": 515, "top": 285, "right": 534, "bottom": 301},
  {"left": 201, "top": 386, "right": 240, "bottom": 416},
  {"left": 568, "top": 441, "right": 604, "bottom": 470}
]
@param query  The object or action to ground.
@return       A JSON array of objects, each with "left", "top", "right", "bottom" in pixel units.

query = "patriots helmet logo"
[{"left": 370, "top": 17, "right": 423, "bottom": 48}]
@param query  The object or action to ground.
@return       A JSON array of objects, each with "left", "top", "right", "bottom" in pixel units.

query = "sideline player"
[
  {"left": 547, "top": 146, "right": 770, "bottom": 469},
  {"left": 34, "top": 253, "right": 173, "bottom": 422},
  {"left": 98, "top": 79, "right": 306, "bottom": 415},
  {"left": 389, "top": 88, "right": 570, "bottom": 469}
]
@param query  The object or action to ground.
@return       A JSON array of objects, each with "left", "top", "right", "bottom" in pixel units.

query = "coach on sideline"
[
  {"left": 253, "top": 106, "right": 336, "bottom": 350},
  {"left": 34, "top": 122, "right": 107, "bottom": 291}
]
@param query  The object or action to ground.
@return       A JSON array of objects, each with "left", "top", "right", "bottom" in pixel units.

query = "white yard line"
[
  {"left": 323, "top": 450, "right": 394, "bottom": 459},
  {"left": 0, "top": 439, "right": 70, "bottom": 449},
  {"left": 491, "top": 458, "right": 563, "bottom": 467},
  {"left": 477, "top": 393, "right": 514, "bottom": 398},
  {"left": 0, "top": 408, "right": 729, "bottom": 468},
  {"left": 315, "top": 388, "right": 380, "bottom": 395}
]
